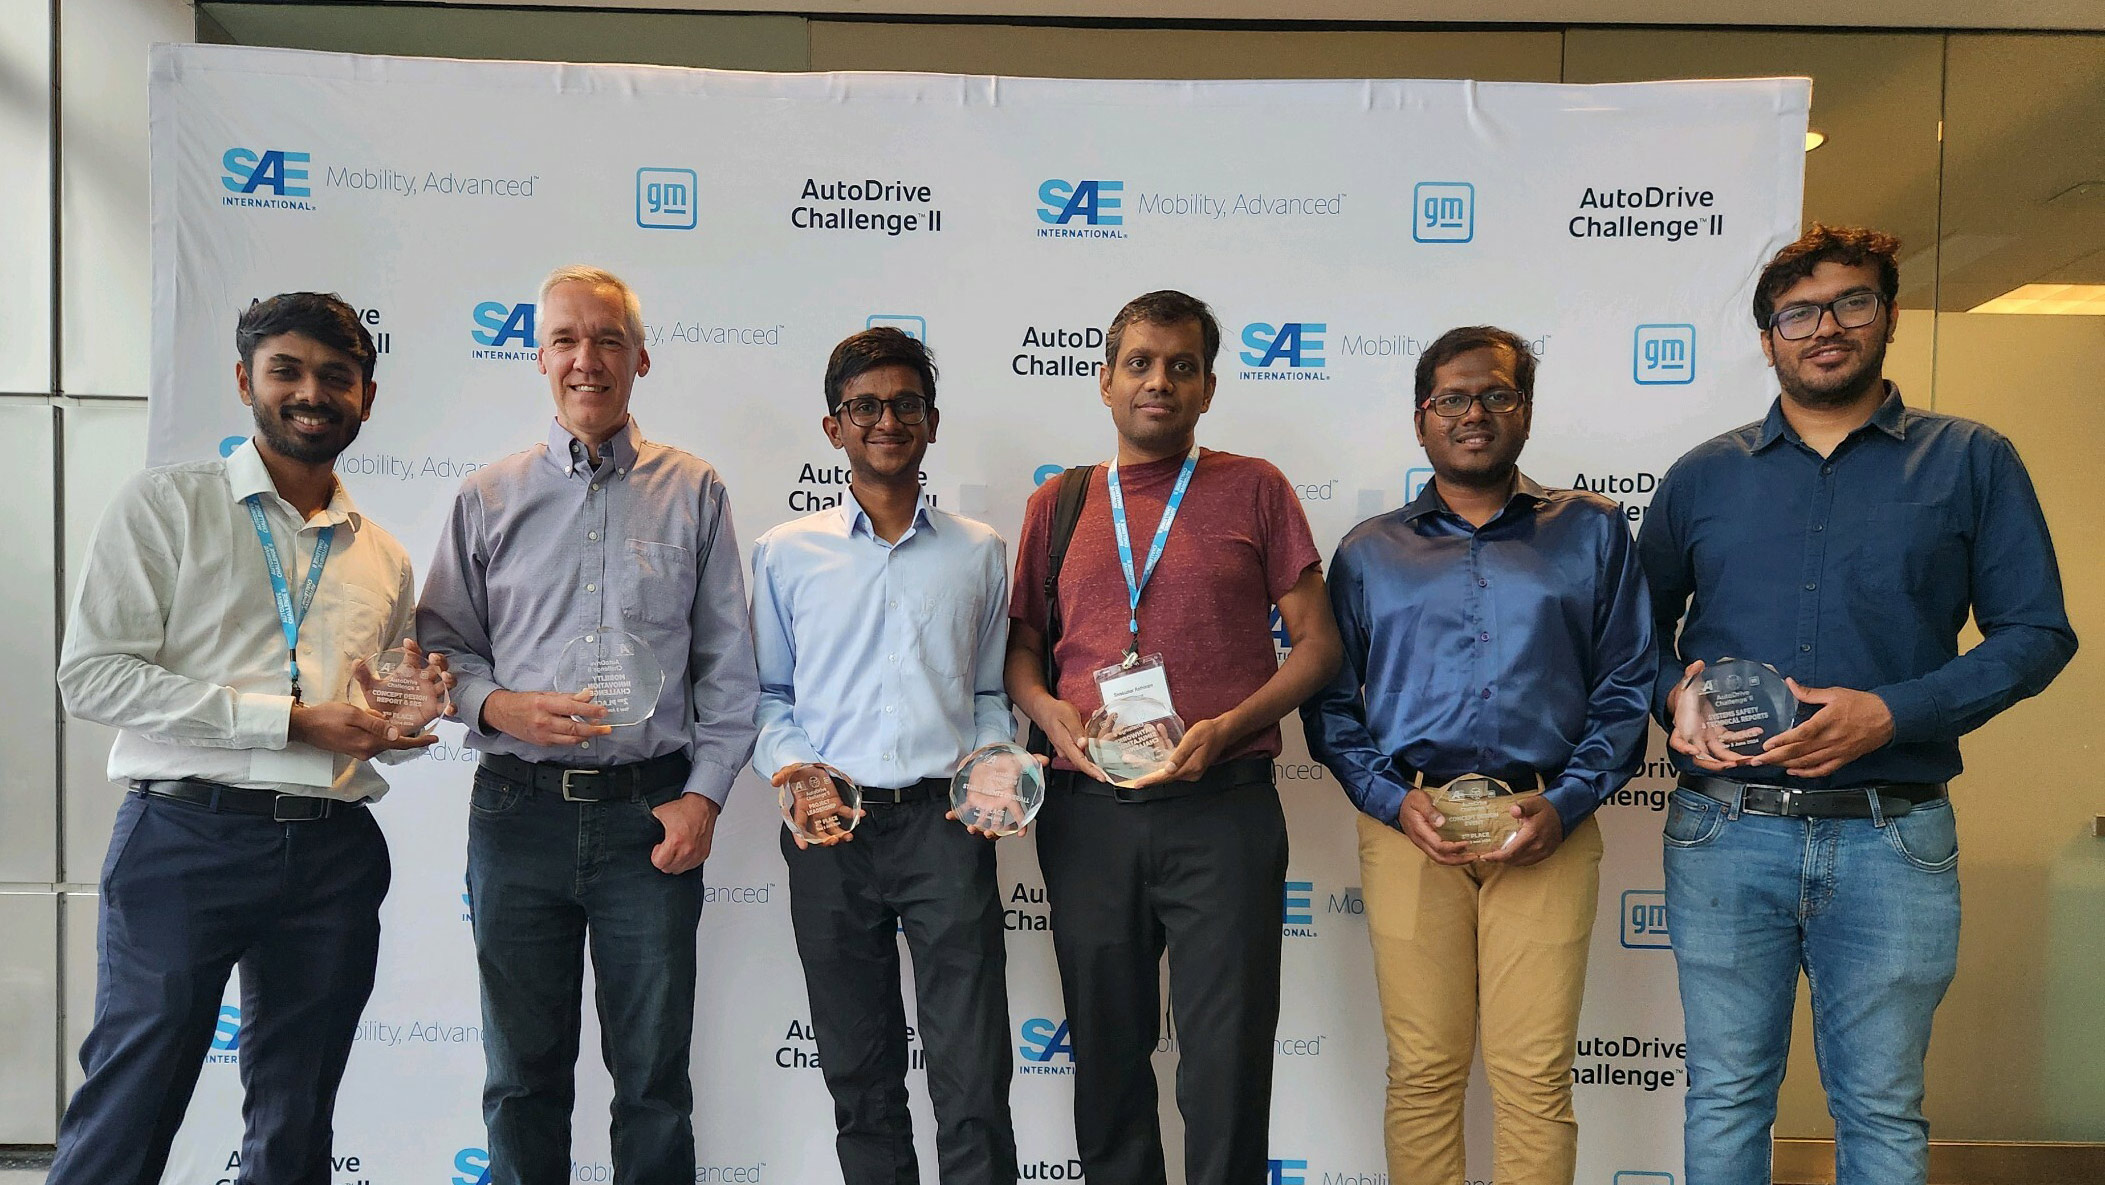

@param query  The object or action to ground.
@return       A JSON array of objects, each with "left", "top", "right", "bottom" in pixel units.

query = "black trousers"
[
  {"left": 1034, "top": 773, "right": 1288, "bottom": 1185},
  {"left": 48, "top": 791, "right": 389, "bottom": 1185},
  {"left": 782, "top": 791, "right": 1019, "bottom": 1185}
]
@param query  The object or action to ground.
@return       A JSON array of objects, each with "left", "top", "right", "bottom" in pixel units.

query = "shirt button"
[
  {"left": 1821, "top": 464, "right": 1834, "bottom": 475},
  {"left": 585, "top": 583, "right": 596, "bottom": 592},
  {"left": 587, "top": 531, "right": 599, "bottom": 541},
  {"left": 1481, "top": 688, "right": 1492, "bottom": 699},
  {"left": 884, "top": 705, "right": 895, "bottom": 714},
  {"left": 888, "top": 600, "right": 898, "bottom": 609},
  {"left": 580, "top": 741, "right": 592, "bottom": 750},
  {"left": 1477, "top": 579, "right": 1488, "bottom": 588},
  {"left": 1801, "top": 643, "right": 1813, "bottom": 652},
  {"left": 888, "top": 653, "right": 898, "bottom": 663},
  {"left": 617, "top": 467, "right": 627, "bottom": 475},
  {"left": 1804, "top": 582, "right": 1817, "bottom": 591},
  {"left": 1479, "top": 631, "right": 1490, "bottom": 642},
  {"left": 1814, "top": 523, "right": 1826, "bottom": 532},
  {"left": 590, "top": 483, "right": 600, "bottom": 492}
]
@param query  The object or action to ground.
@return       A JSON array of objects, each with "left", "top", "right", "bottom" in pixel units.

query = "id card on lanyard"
[
  {"left": 244, "top": 495, "right": 333, "bottom": 703},
  {"left": 1105, "top": 442, "right": 1199, "bottom": 709}
]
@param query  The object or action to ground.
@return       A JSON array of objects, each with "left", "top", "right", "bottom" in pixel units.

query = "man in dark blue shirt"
[
  {"left": 1638, "top": 224, "right": 2076, "bottom": 1185},
  {"left": 1303, "top": 325, "right": 1653, "bottom": 1185}
]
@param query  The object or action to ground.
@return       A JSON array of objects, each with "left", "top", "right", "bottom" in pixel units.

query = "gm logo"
[
  {"left": 1283, "top": 880, "right": 1313, "bottom": 926},
  {"left": 1267, "top": 1159, "right": 1308, "bottom": 1185},
  {"left": 1404, "top": 466, "right": 1434, "bottom": 500},
  {"left": 866, "top": 314, "right": 926, "bottom": 342},
  {"left": 222, "top": 148, "right": 310, "bottom": 197},
  {"left": 211, "top": 1004, "right": 241, "bottom": 1051},
  {"left": 1018, "top": 1017, "right": 1074, "bottom": 1063},
  {"left": 1412, "top": 181, "right": 1473, "bottom": 243},
  {"left": 1033, "top": 464, "right": 1063, "bottom": 487},
  {"left": 636, "top": 167, "right": 697, "bottom": 230},
  {"left": 1038, "top": 179, "right": 1123, "bottom": 226},
  {"left": 218, "top": 435, "right": 245, "bottom": 458},
  {"left": 471, "top": 302, "right": 537, "bottom": 348},
  {"left": 452, "top": 1146, "right": 491, "bottom": 1185},
  {"left": 1620, "top": 889, "right": 1670, "bottom": 949},
  {"left": 1239, "top": 322, "right": 1327, "bottom": 370},
  {"left": 1634, "top": 324, "right": 1696, "bottom": 385},
  {"left": 1614, "top": 1174, "right": 1675, "bottom": 1184}
]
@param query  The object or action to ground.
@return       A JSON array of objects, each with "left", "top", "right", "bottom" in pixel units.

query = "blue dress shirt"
[
  {"left": 750, "top": 491, "right": 1014, "bottom": 789},
  {"left": 417, "top": 418, "right": 761, "bottom": 803},
  {"left": 1637, "top": 384, "right": 2077, "bottom": 788},
  {"left": 1302, "top": 473, "right": 1656, "bottom": 833}
]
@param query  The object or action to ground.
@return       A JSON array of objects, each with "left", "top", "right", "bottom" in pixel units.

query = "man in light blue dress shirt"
[
  {"left": 418, "top": 267, "right": 761, "bottom": 1185},
  {"left": 749, "top": 327, "right": 1020, "bottom": 1185}
]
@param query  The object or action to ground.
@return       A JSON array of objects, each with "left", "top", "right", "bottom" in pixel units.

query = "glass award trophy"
[
  {"left": 949, "top": 742, "right": 1046, "bottom": 836},
  {"left": 1082, "top": 696, "right": 1186, "bottom": 787},
  {"left": 1696, "top": 658, "right": 1800, "bottom": 757},
  {"left": 779, "top": 763, "right": 861, "bottom": 845},
  {"left": 1428, "top": 774, "right": 1523, "bottom": 855},
  {"left": 555, "top": 630, "right": 665, "bottom": 728},
  {"left": 358, "top": 647, "right": 451, "bottom": 737}
]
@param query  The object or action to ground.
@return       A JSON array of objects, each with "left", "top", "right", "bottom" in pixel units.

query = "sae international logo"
[
  {"left": 1412, "top": 181, "right": 1473, "bottom": 243},
  {"left": 221, "top": 147, "right": 315, "bottom": 211},
  {"left": 1620, "top": 889, "right": 1671, "bottom": 949},
  {"left": 636, "top": 167, "right": 697, "bottom": 230},
  {"left": 1036, "top": 179, "right": 1127, "bottom": 239},
  {"left": 1634, "top": 324, "right": 1697, "bottom": 384}
]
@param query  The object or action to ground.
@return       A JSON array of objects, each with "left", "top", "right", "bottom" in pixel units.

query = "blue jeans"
[
  {"left": 467, "top": 767, "right": 707, "bottom": 1185},
  {"left": 1663, "top": 785, "right": 1959, "bottom": 1185}
]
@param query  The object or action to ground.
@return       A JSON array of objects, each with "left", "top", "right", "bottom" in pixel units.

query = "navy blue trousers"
[{"left": 47, "top": 791, "right": 390, "bottom": 1185}]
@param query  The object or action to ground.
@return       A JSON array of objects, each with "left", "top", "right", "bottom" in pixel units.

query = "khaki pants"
[{"left": 1357, "top": 810, "right": 1602, "bottom": 1185}]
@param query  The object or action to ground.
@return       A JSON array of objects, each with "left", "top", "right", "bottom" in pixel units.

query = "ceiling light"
[
  {"left": 1969, "top": 284, "right": 2105, "bottom": 315},
  {"left": 1805, "top": 130, "right": 1826, "bottom": 151}
]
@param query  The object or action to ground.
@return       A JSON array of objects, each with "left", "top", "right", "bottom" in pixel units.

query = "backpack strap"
[{"left": 1027, "top": 465, "right": 1095, "bottom": 756}]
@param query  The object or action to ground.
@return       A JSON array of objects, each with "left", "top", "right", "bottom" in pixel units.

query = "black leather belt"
[
  {"left": 859, "top": 777, "right": 948, "bottom": 806},
  {"left": 1051, "top": 755, "right": 1274, "bottom": 802},
  {"left": 133, "top": 779, "right": 360, "bottom": 822},
  {"left": 1678, "top": 773, "right": 1946, "bottom": 819},
  {"left": 479, "top": 750, "right": 690, "bottom": 805},
  {"left": 1396, "top": 762, "right": 1556, "bottom": 794}
]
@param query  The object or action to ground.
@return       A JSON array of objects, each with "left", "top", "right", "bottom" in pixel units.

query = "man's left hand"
[
  {"left": 1477, "top": 794, "right": 1564, "bottom": 867},
  {"left": 1131, "top": 716, "right": 1235, "bottom": 787},
  {"left": 650, "top": 793, "right": 719, "bottom": 874},
  {"left": 1750, "top": 681, "right": 1895, "bottom": 778}
]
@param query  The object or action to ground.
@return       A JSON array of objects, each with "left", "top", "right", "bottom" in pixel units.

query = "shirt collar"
[
  {"left": 1754, "top": 381, "right": 1908, "bottom": 451},
  {"left": 224, "top": 437, "right": 362, "bottom": 531},
  {"left": 1397, "top": 470, "right": 1551, "bottom": 524},
  {"left": 841, "top": 487, "right": 938, "bottom": 541},
  {"left": 545, "top": 416, "right": 642, "bottom": 476}
]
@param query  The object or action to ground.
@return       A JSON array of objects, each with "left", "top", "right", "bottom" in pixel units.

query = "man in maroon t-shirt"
[{"left": 1005, "top": 289, "right": 1342, "bottom": 1185}]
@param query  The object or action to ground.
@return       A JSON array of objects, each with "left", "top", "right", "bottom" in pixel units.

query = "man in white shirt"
[
  {"left": 750, "top": 327, "right": 1020, "bottom": 1184},
  {"left": 52, "top": 292, "right": 445, "bottom": 1185}
]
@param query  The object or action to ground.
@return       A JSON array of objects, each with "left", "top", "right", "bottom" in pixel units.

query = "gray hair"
[{"left": 538, "top": 265, "right": 645, "bottom": 345}]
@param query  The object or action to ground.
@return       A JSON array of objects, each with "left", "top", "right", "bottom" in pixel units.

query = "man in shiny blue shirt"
[
  {"left": 1302, "top": 325, "right": 1653, "bottom": 1185},
  {"left": 1638, "top": 224, "right": 2076, "bottom": 1185}
]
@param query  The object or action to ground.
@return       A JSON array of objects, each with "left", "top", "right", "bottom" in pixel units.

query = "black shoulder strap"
[{"left": 1027, "top": 464, "right": 1095, "bottom": 755}]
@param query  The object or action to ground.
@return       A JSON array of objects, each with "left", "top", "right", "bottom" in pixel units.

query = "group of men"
[{"left": 50, "top": 222, "right": 2075, "bottom": 1185}]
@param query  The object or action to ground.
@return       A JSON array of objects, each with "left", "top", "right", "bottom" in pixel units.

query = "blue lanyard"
[
  {"left": 244, "top": 496, "right": 334, "bottom": 703},
  {"left": 1105, "top": 444, "right": 1199, "bottom": 663}
]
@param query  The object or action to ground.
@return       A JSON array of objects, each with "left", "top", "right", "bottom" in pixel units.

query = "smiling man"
[
  {"left": 1639, "top": 225, "right": 2077, "bottom": 1185},
  {"left": 418, "top": 265, "right": 760, "bottom": 1185},
  {"left": 749, "top": 327, "right": 1020, "bottom": 1185},
  {"left": 1005, "top": 289, "right": 1341, "bottom": 1185},
  {"left": 52, "top": 293, "right": 443, "bottom": 1185},
  {"left": 1302, "top": 325, "right": 1653, "bottom": 1185}
]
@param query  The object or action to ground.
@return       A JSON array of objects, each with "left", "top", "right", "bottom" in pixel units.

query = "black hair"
[
  {"left": 823, "top": 327, "right": 937, "bottom": 410},
  {"left": 235, "top": 292, "right": 378, "bottom": 383},
  {"left": 1103, "top": 290, "right": 1221, "bottom": 375}
]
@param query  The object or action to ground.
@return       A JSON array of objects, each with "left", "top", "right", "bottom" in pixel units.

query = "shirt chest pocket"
[
  {"left": 334, "top": 583, "right": 394, "bottom": 657},
  {"left": 617, "top": 538, "right": 694, "bottom": 629},
  {"left": 1854, "top": 503, "right": 1965, "bottom": 600},
  {"left": 912, "top": 593, "right": 977, "bottom": 681}
]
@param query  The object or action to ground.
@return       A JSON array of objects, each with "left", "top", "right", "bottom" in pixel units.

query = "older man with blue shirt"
[
  {"left": 1639, "top": 224, "right": 2076, "bottom": 1185},
  {"left": 750, "top": 327, "right": 1020, "bottom": 1185},
  {"left": 417, "top": 266, "right": 760, "bottom": 1185},
  {"left": 1303, "top": 324, "right": 1653, "bottom": 1185}
]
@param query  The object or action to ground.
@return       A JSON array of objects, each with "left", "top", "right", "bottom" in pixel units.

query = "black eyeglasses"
[
  {"left": 834, "top": 395, "right": 931, "bottom": 427},
  {"left": 1769, "top": 291, "right": 1884, "bottom": 341},
  {"left": 1420, "top": 388, "right": 1527, "bottom": 418}
]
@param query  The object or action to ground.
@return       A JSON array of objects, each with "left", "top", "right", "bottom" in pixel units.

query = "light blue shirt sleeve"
[{"left": 751, "top": 533, "right": 824, "bottom": 779}]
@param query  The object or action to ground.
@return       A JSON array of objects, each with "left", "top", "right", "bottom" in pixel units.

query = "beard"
[
  {"left": 252, "top": 400, "right": 360, "bottom": 464},
  {"left": 1778, "top": 333, "right": 1888, "bottom": 409}
]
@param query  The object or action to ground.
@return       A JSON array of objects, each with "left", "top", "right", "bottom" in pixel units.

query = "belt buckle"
[
  {"left": 560, "top": 768, "right": 603, "bottom": 802},
  {"left": 272, "top": 795, "right": 328, "bottom": 822},
  {"left": 1773, "top": 787, "right": 1805, "bottom": 817}
]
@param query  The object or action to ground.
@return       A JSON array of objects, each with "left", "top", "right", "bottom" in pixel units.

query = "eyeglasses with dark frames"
[
  {"left": 1420, "top": 388, "right": 1527, "bottom": 418},
  {"left": 1768, "top": 291, "right": 1884, "bottom": 341},
  {"left": 833, "top": 395, "right": 931, "bottom": 427}
]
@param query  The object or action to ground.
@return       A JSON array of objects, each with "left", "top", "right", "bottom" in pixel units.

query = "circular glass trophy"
[
  {"left": 359, "top": 647, "right": 452, "bottom": 737},
  {"left": 1429, "top": 774, "right": 1522, "bottom": 855},
  {"left": 779, "top": 763, "right": 861, "bottom": 845},
  {"left": 1696, "top": 657, "right": 1799, "bottom": 757},
  {"left": 949, "top": 742, "right": 1046, "bottom": 836},
  {"left": 1082, "top": 696, "right": 1186, "bottom": 788},
  {"left": 555, "top": 630, "right": 665, "bottom": 728}
]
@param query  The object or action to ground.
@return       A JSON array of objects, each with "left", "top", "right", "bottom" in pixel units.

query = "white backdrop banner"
[{"left": 146, "top": 43, "right": 1807, "bottom": 1185}]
